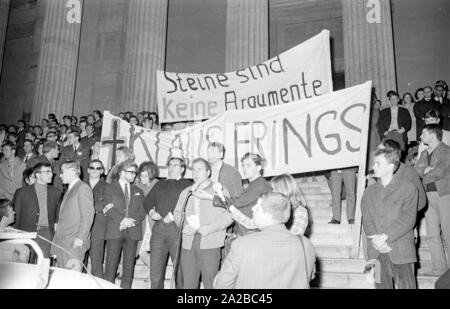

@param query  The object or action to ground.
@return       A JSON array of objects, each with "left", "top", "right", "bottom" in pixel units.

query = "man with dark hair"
[
  {"left": 93, "top": 110, "right": 103, "bottom": 138},
  {"left": 362, "top": 148, "right": 418, "bottom": 289},
  {"left": 143, "top": 156, "right": 192, "bottom": 289},
  {"left": 13, "top": 162, "right": 62, "bottom": 260},
  {"left": 104, "top": 160, "right": 146, "bottom": 289},
  {"left": 213, "top": 153, "right": 272, "bottom": 237},
  {"left": 174, "top": 158, "right": 232, "bottom": 289},
  {"left": 378, "top": 139, "right": 426, "bottom": 212},
  {"left": 80, "top": 123, "right": 96, "bottom": 150},
  {"left": 377, "top": 90, "right": 411, "bottom": 153},
  {"left": 414, "top": 86, "right": 442, "bottom": 139},
  {"left": 60, "top": 130, "right": 90, "bottom": 180},
  {"left": 214, "top": 192, "right": 316, "bottom": 289},
  {"left": 51, "top": 161, "right": 94, "bottom": 272},
  {"left": 27, "top": 141, "right": 62, "bottom": 190},
  {"left": 415, "top": 124, "right": 450, "bottom": 276},
  {"left": 0, "top": 142, "right": 25, "bottom": 200},
  {"left": 62, "top": 115, "right": 72, "bottom": 128},
  {"left": 22, "top": 139, "right": 36, "bottom": 164}
]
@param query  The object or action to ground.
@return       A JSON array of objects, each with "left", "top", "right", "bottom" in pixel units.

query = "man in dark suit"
[
  {"left": 414, "top": 86, "right": 442, "bottom": 139},
  {"left": 13, "top": 162, "right": 62, "bottom": 259},
  {"left": 377, "top": 90, "right": 412, "bottom": 153},
  {"left": 87, "top": 159, "right": 112, "bottom": 279},
  {"left": 21, "top": 139, "right": 37, "bottom": 164},
  {"left": 104, "top": 160, "right": 146, "bottom": 289},
  {"left": 27, "top": 141, "right": 62, "bottom": 191},
  {"left": 362, "top": 148, "right": 418, "bottom": 289},
  {"left": 59, "top": 131, "right": 90, "bottom": 180},
  {"left": 51, "top": 161, "right": 94, "bottom": 272}
]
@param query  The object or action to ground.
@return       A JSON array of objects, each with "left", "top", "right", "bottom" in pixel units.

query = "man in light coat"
[{"left": 51, "top": 161, "right": 94, "bottom": 272}]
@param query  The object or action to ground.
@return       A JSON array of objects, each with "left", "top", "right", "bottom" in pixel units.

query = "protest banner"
[
  {"left": 100, "top": 81, "right": 372, "bottom": 179},
  {"left": 157, "top": 30, "right": 333, "bottom": 123}
]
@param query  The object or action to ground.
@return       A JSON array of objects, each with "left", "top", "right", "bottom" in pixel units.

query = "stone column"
[
  {"left": 0, "top": 0, "right": 10, "bottom": 79},
  {"left": 31, "top": 0, "right": 83, "bottom": 124},
  {"left": 121, "top": 0, "right": 168, "bottom": 114},
  {"left": 342, "top": 0, "right": 397, "bottom": 106},
  {"left": 225, "top": 0, "right": 268, "bottom": 72}
]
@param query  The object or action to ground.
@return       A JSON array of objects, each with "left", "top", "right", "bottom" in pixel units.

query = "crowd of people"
[{"left": 0, "top": 79, "right": 449, "bottom": 289}]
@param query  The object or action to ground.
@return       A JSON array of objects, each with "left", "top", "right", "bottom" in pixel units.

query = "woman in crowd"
[
  {"left": 415, "top": 88, "right": 425, "bottom": 102},
  {"left": 402, "top": 92, "right": 417, "bottom": 145},
  {"left": 215, "top": 173, "right": 309, "bottom": 236}
]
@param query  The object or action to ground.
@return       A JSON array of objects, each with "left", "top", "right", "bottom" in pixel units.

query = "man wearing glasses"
[
  {"left": 143, "top": 157, "right": 192, "bottom": 289},
  {"left": 87, "top": 159, "right": 112, "bottom": 279},
  {"left": 104, "top": 160, "right": 146, "bottom": 289},
  {"left": 13, "top": 162, "right": 62, "bottom": 260}
]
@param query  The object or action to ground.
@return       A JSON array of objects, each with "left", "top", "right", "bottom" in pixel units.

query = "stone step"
[
  {"left": 317, "top": 258, "right": 367, "bottom": 273},
  {"left": 299, "top": 186, "right": 331, "bottom": 195},
  {"left": 307, "top": 200, "right": 347, "bottom": 208},
  {"left": 309, "top": 223, "right": 354, "bottom": 235},
  {"left": 310, "top": 234, "right": 353, "bottom": 247},
  {"left": 303, "top": 193, "right": 333, "bottom": 201},
  {"left": 312, "top": 271, "right": 438, "bottom": 289}
]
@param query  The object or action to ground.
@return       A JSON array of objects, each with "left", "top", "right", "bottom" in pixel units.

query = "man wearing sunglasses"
[
  {"left": 104, "top": 160, "right": 146, "bottom": 289},
  {"left": 13, "top": 162, "right": 62, "bottom": 261},
  {"left": 87, "top": 159, "right": 112, "bottom": 279}
]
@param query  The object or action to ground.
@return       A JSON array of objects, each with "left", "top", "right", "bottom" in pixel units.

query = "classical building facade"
[{"left": 0, "top": 0, "right": 448, "bottom": 124}]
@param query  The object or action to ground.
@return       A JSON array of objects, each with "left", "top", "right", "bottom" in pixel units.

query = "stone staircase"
[
  {"left": 297, "top": 175, "right": 439, "bottom": 289},
  {"left": 114, "top": 175, "right": 440, "bottom": 289}
]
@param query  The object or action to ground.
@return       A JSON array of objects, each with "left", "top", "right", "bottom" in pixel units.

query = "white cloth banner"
[
  {"left": 157, "top": 30, "right": 333, "bottom": 123},
  {"left": 100, "top": 81, "right": 372, "bottom": 178}
]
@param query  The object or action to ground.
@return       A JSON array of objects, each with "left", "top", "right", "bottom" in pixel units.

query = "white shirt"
[
  {"left": 68, "top": 179, "right": 80, "bottom": 192},
  {"left": 119, "top": 179, "right": 130, "bottom": 204},
  {"left": 388, "top": 106, "right": 399, "bottom": 132},
  {"left": 210, "top": 161, "right": 223, "bottom": 183}
]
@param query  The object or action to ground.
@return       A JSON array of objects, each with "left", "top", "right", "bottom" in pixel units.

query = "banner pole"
[{"left": 351, "top": 81, "right": 372, "bottom": 259}]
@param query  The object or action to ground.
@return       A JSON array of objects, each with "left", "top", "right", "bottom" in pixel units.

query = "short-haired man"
[
  {"left": 13, "top": 163, "right": 62, "bottom": 260},
  {"left": 362, "top": 148, "right": 418, "bottom": 289},
  {"left": 378, "top": 139, "right": 426, "bottom": 212},
  {"left": 143, "top": 157, "right": 192, "bottom": 289},
  {"left": 51, "top": 161, "right": 94, "bottom": 272},
  {"left": 22, "top": 139, "right": 36, "bottom": 164},
  {"left": 214, "top": 192, "right": 316, "bottom": 289},
  {"left": 213, "top": 153, "right": 272, "bottom": 237},
  {"left": 414, "top": 86, "right": 442, "bottom": 139},
  {"left": 207, "top": 142, "right": 243, "bottom": 258},
  {"left": 207, "top": 142, "right": 243, "bottom": 198},
  {"left": 104, "top": 160, "right": 146, "bottom": 289},
  {"left": 415, "top": 124, "right": 450, "bottom": 276},
  {"left": 60, "top": 131, "right": 90, "bottom": 180},
  {"left": 174, "top": 158, "right": 233, "bottom": 289},
  {"left": 0, "top": 142, "right": 25, "bottom": 200}
]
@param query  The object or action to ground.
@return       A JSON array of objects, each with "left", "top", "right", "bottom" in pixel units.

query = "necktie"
[{"left": 124, "top": 183, "right": 130, "bottom": 217}]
